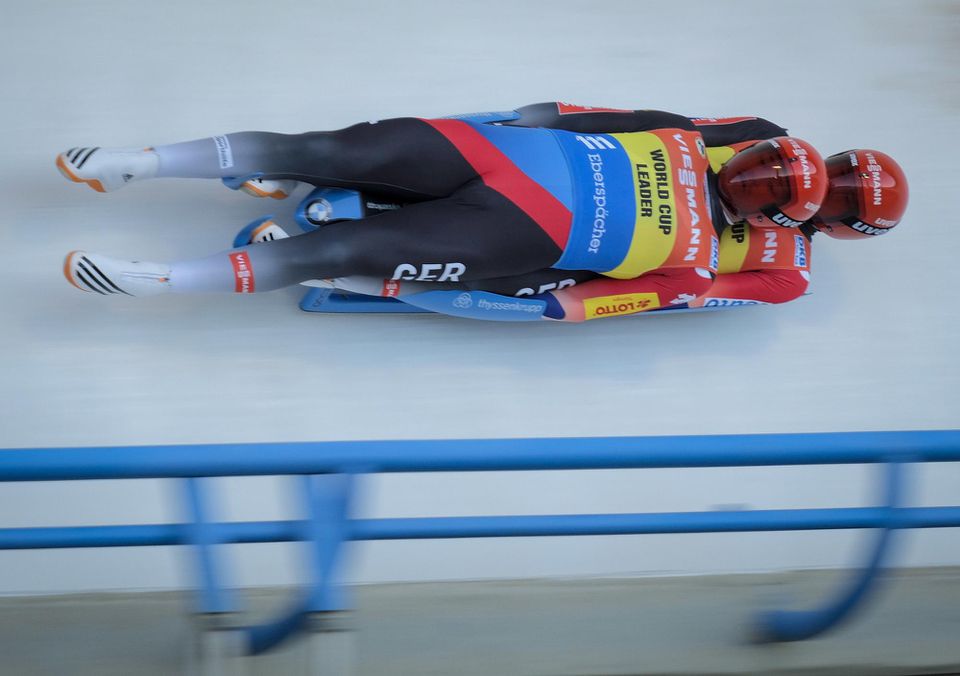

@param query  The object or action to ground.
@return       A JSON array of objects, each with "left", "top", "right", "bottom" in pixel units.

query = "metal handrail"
[
  {"left": 1, "top": 431, "right": 958, "bottom": 654},
  {"left": 2, "top": 430, "right": 959, "bottom": 479}
]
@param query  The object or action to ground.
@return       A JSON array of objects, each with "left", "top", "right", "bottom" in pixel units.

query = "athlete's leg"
[
  {"left": 64, "top": 182, "right": 563, "bottom": 296},
  {"left": 234, "top": 221, "right": 598, "bottom": 298},
  {"left": 57, "top": 119, "right": 478, "bottom": 200}
]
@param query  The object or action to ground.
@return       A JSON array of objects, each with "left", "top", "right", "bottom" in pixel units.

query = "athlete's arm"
[
  {"left": 544, "top": 267, "right": 714, "bottom": 322},
  {"left": 396, "top": 266, "right": 712, "bottom": 322},
  {"left": 383, "top": 263, "right": 714, "bottom": 322},
  {"left": 449, "top": 103, "right": 787, "bottom": 146},
  {"left": 322, "top": 267, "right": 713, "bottom": 322},
  {"left": 497, "top": 103, "right": 790, "bottom": 143},
  {"left": 692, "top": 217, "right": 814, "bottom": 308},
  {"left": 320, "top": 272, "right": 586, "bottom": 322},
  {"left": 499, "top": 102, "right": 697, "bottom": 133},
  {"left": 690, "top": 116, "right": 788, "bottom": 146},
  {"left": 688, "top": 268, "right": 809, "bottom": 308}
]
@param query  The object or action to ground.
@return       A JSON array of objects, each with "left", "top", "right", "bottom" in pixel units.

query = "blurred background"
[{"left": 0, "top": 0, "right": 957, "bottom": 666}]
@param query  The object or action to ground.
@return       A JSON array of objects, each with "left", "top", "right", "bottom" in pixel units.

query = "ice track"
[{"left": 0, "top": 0, "right": 957, "bottom": 593}]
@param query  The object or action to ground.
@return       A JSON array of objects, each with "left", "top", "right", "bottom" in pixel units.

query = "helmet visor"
[
  {"left": 813, "top": 153, "right": 863, "bottom": 229},
  {"left": 718, "top": 142, "right": 794, "bottom": 221}
]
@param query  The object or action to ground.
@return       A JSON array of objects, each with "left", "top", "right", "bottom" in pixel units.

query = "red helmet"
[
  {"left": 717, "top": 137, "right": 828, "bottom": 228},
  {"left": 809, "top": 149, "right": 909, "bottom": 240}
]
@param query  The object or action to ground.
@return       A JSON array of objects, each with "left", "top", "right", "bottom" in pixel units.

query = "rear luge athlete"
[{"left": 57, "top": 106, "right": 829, "bottom": 321}]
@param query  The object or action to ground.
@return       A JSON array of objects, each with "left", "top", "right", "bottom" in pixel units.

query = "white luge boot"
[
  {"left": 64, "top": 251, "right": 171, "bottom": 296},
  {"left": 238, "top": 177, "right": 299, "bottom": 199},
  {"left": 233, "top": 217, "right": 291, "bottom": 247},
  {"left": 249, "top": 219, "right": 289, "bottom": 243},
  {"left": 56, "top": 147, "right": 159, "bottom": 193}
]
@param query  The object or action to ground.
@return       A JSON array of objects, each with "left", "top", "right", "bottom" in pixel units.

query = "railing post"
[
  {"left": 180, "top": 478, "right": 246, "bottom": 675},
  {"left": 243, "top": 471, "right": 358, "bottom": 669},
  {"left": 301, "top": 472, "right": 356, "bottom": 613},
  {"left": 301, "top": 472, "right": 358, "bottom": 675},
  {"left": 753, "top": 458, "right": 908, "bottom": 642}
]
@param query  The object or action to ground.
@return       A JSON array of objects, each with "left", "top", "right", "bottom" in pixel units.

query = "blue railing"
[{"left": 1, "top": 431, "right": 958, "bottom": 653}]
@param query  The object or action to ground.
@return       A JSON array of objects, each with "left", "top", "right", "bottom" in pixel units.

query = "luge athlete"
[{"left": 57, "top": 106, "right": 829, "bottom": 321}]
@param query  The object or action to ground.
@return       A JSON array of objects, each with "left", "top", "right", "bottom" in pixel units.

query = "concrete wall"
[{"left": 1, "top": 0, "right": 958, "bottom": 594}]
